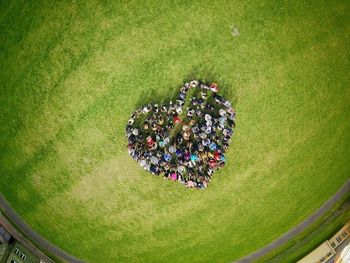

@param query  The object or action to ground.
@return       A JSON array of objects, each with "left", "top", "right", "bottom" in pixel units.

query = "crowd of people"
[{"left": 126, "top": 80, "right": 236, "bottom": 189}]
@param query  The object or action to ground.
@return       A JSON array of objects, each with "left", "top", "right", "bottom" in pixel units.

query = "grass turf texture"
[{"left": 0, "top": 0, "right": 349, "bottom": 262}]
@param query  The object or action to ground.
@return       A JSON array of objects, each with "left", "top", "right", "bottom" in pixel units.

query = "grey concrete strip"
[
  {"left": 234, "top": 179, "right": 350, "bottom": 263},
  {"left": 0, "top": 215, "right": 55, "bottom": 263},
  {"left": 0, "top": 193, "right": 84, "bottom": 263}
]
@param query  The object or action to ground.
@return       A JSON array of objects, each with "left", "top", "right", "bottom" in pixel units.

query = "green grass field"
[{"left": 0, "top": 0, "right": 349, "bottom": 262}]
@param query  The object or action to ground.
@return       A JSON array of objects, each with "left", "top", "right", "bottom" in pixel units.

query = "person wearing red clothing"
[
  {"left": 214, "top": 151, "right": 221, "bottom": 161},
  {"left": 209, "top": 159, "right": 217, "bottom": 168},
  {"left": 210, "top": 83, "right": 219, "bottom": 93},
  {"left": 173, "top": 116, "right": 181, "bottom": 124}
]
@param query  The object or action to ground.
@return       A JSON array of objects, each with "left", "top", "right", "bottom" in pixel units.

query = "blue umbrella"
[
  {"left": 209, "top": 142, "right": 217, "bottom": 150},
  {"left": 164, "top": 154, "right": 171, "bottom": 162}
]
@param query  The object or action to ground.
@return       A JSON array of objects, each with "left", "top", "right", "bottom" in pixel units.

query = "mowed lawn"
[{"left": 0, "top": 0, "right": 349, "bottom": 262}]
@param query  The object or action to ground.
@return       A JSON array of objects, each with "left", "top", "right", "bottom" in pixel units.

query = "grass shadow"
[
  {"left": 133, "top": 67, "right": 238, "bottom": 111},
  {"left": 184, "top": 64, "right": 239, "bottom": 107},
  {"left": 133, "top": 85, "right": 181, "bottom": 110}
]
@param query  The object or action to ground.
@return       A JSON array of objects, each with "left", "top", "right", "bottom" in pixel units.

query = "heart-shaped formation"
[{"left": 126, "top": 80, "right": 236, "bottom": 189}]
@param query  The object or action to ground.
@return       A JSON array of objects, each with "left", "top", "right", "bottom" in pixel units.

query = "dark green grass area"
[{"left": 0, "top": 0, "right": 350, "bottom": 262}]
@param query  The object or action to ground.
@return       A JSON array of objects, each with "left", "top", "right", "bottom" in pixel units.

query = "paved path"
[
  {"left": 0, "top": 214, "right": 55, "bottom": 263},
  {"left": 234, "top": 179, "right": 350, "bottom": 263},
  {"left": 0, "top": 193, "right": 84, "bottom": 263},
  {"left": 1, "top": 180, "right": 349, "bottom": 263}
]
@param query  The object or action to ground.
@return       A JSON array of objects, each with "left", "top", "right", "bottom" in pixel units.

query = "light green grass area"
[{"left": 0, "top": 1, "right": 349, "bottom": 262}]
